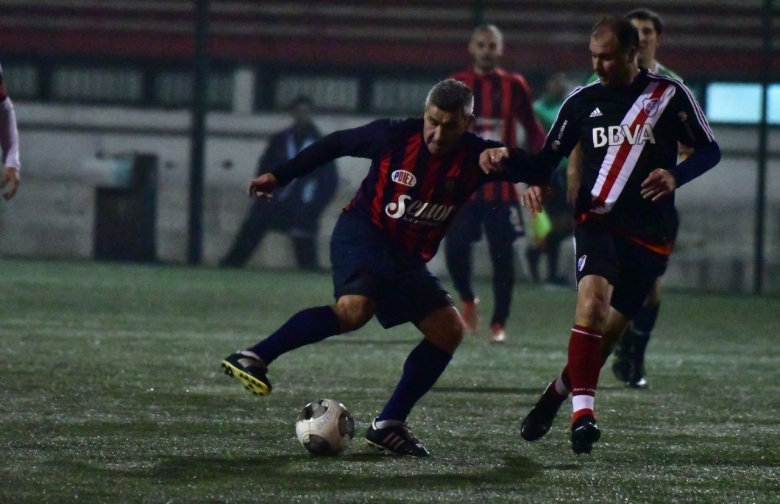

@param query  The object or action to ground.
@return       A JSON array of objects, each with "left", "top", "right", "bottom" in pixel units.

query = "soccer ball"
[{"left": 295, "top": 399, "right": 355, "bottom": 455}]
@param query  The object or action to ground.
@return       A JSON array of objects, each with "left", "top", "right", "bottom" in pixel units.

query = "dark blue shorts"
[
  {"left": 329, "top": 210, "right": 453, "bottom": 329},
  {"left": 447, "top": 200, "right": 524, "bottom": 245},
  {"left": 573, "top": 218, "right": 668, "bottom": 319}
]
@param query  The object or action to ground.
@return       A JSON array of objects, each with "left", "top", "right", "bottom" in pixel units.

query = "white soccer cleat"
[{"left": 489, "top": 323, "right": 506, "bottom": 343}]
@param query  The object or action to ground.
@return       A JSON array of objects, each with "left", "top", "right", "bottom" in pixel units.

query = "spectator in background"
[
  {"left": 0, "top": 62, "right": 21, "bottom": 200},
  {"left": 526, "top": 72, "right": 574, "bottom": 287},
  {"left": 220, "top": 96, "right": 338, "bottom": 271},
  {"left": 446, "top": 24, "right": 546, "bottom": 343}
]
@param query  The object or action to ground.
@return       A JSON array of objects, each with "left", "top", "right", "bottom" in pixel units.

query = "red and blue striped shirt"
[{"left": 271, "top": 118, "right": 552, "bottom": 262}]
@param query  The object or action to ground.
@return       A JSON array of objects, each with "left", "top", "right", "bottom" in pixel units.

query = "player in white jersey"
[
  {"left": 518, "top": 15, "right": 720, "bottom": 455},
  {"left": 0, "top": 63, "right": 21, "bottom": 200}
]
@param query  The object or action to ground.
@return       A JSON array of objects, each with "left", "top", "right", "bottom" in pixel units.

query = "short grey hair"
[{"left": 424, "top": 79, "right": 474, "bottom": 118}]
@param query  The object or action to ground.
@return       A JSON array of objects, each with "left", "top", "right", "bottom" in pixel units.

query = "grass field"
[{"left": 1, "top": 259, "right": 779, "bottom": 503}]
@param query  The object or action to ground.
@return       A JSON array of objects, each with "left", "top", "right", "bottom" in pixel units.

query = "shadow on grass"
[
  {"left": 321, "top": 339, "right": 416, "bottom": 346},
  {"left": 432, "top": 386, "right": 543, "bottom": 395},
  {"left": 55, "top": 453, "right": 546, "bottom": 489}
]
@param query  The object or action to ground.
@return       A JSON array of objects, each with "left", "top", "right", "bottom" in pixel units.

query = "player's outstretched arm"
[
  {"left": 248, "top": 173, "right": 279, "bottom": 199},
  {"left": 479, "top": 147, "right": 510, "bottom": 174},
  {"left": 480, "top": 146, "right": 558, "bottom": 187},
  {"left": 269, "top": 119, "right": 391, "bottom": 189}
]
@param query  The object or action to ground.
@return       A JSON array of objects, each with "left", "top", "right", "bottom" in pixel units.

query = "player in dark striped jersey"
[
  {"left": 518, "top": 16, "right": 720, "bottom": 455},
  {"left": 221, "top": 79, "right": 553, "bottom": 456},
  {"left": 446, "top": 24, "right": 546, "bottom": 343},
  {"left": 0, "top": 62, "right": 21, "bottom": 200}
]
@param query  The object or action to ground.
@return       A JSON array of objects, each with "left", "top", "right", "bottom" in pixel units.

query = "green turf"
[{"left": 1, "top": 259, "right": 778, "bottom": 503}]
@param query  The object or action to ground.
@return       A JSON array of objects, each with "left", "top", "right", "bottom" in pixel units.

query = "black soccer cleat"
[
  {"left": 571, "top": 415, "right": 601, "bottom": 455},
  {"left": 365, "top": 419, "right": 430, "bottom": 457},
  {"left": 221, "top": 351, "right": 272, "bottom": 396},
  {"left": 626, "top": 360, "right": 648, "bottom": 389},
  {"left": 520, "top": 383, "right": 566, "bottom": 442}
]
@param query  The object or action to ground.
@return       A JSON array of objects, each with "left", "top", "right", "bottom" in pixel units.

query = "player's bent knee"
[
  {"left": 575, "top": 296, "right": 610, "bottom": 329},
  {"left": 418, "top": 307, "right": 464, "bottom": 354},
  {"left": 332, "top": 295, "right": 375, "bottom": 332}
]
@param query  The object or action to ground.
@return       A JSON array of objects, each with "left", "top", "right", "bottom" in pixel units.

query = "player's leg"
[
  {"left": 483, "top": 202, "right": 523, "bottom": 342},
  {"left": 489, "top": 203, "right": 525, "bottom": 337},
  {"left": 522, "top": 220, "right": 617, "bottom": 454},
  {"left": 626, "top": 277, "right": 661, "bottom": 388},
  {"left": 219, "top": 200, "right": 271, "bottom": 268},
  {"left": 542, "top": 170, "right": 574, "bottom": 286},
  {"left": 551, "top": 240, "right": 665, "bottom": 403},
  {"left": 612, "top": 279, "right": 660, "bottom": 384},
  {"left": 612, "top": 244, "right": 666, "bottom": 387},
  {"left": 366, "top": 270, "right": 460, "bottom": 456},
  {"left": 521, "top": 277, "right": 612, "bottom": 454},
  {"left": 544, "top": 226, "right": 568, "bottom": 285},
  {"left": 222, "top": 293, "right": 373, "bottom": 396},
  {"left": 615, "top": 208, "right": 677, "bottom": 386},
  {"left": 444, "top": 200, "right": 481, "bottom": 332},
  {"left": 521, "top": 237, "right": 663, "bottom": 451},
  {"left": 222, "top": 210, "right": 384, "bottom": 395},
  {"left": 521, "top": 305, "right": 630, "bottom": 443}
]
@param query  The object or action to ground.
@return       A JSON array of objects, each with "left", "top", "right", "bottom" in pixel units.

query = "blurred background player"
[
  {"left": 446, "top": 24, "right": 546, "bottom": 342},
  {"left": 0, "top": 62, "right": 21, "bottom": 200},
  {"left": 526, "top": 72, "right": 574, "bottom": 287},
  {"left": 567, "top": 8, "right": 683, "bottom": 388},
  {"left": 220, "top": 95, "right": 338, "bottom": 271},
  {"left": 519, "top": 15, "right": 720, "bottom": 454},
  {"left": 222, "top": 79, "right": 554, "bottom": 457}
]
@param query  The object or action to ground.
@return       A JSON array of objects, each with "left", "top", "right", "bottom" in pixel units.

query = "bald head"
[{"left": 469, "top": 24, "right": 504, "bottom": 74}]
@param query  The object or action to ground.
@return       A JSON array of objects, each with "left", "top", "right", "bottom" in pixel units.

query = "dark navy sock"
[
  {"left": 632, "top": 302, "right": 660, "bottom": 335},
  {"left": 248, "top": 306, "right": 342, "bottom": 365},
  {"left": 630, "top": 303, "right": 660, "bottom": 363},
  {"left": 377, "top": 339, "right": 453, "bottom": 423}
]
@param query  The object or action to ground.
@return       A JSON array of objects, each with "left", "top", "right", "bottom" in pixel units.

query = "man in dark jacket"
[{"left": 220, "top": 96, "right": 338, "bottom": 270}]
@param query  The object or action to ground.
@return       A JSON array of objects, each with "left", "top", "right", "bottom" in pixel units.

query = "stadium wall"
[{"left": 2, "top": 101, "right": 779, "bottom": 294}]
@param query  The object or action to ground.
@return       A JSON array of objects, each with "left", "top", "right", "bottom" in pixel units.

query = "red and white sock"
[
  {"left": 567, "top": 324, "right": 602, "bottom": 424},
  {"left": 549, "top": 366, "right": 571, "bottom": 399}
]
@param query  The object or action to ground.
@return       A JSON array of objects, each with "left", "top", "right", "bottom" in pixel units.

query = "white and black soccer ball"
[{"left": 295, "top": 399, "right": 355, "bottom": 455}]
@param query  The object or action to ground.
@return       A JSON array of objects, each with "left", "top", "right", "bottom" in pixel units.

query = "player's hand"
[
  {"left": 248, "top": 173, "right": 279, "bottom": 199},
  {"left": 479, "top": 147, "right": 509, "bottom": 174},
  {"left": 0, "top": 167, "right": 20, "bottom": 200},
  {"left": 641, "top": 168, "right": 676, "bottom": 201},
  {"left": 520, "top": 185, "right": 550, "bottom": 214}
]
